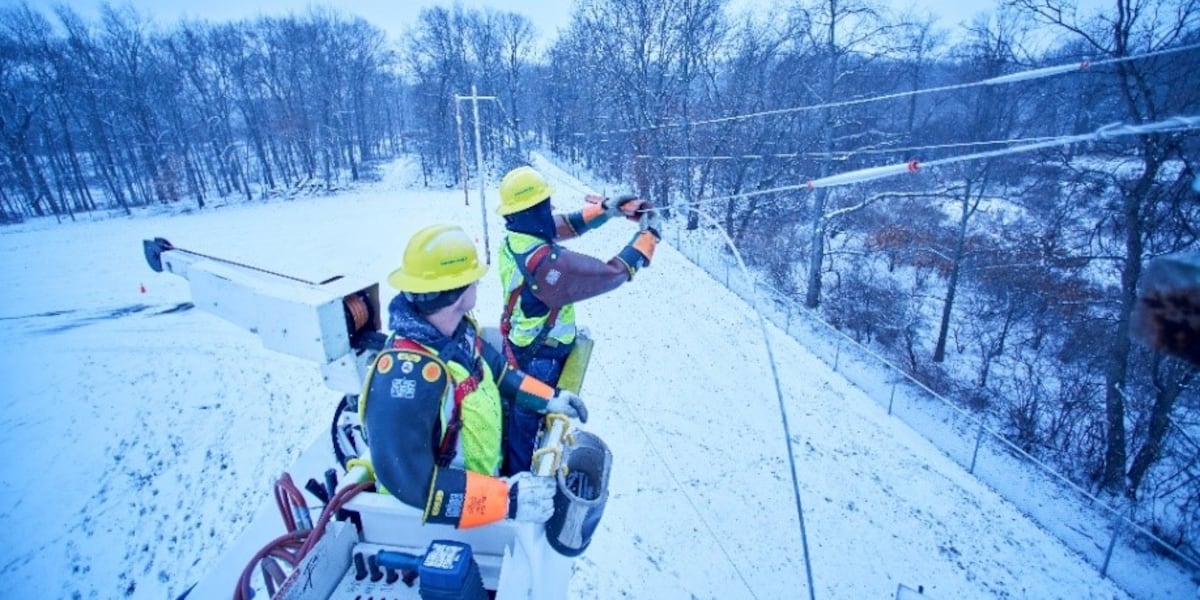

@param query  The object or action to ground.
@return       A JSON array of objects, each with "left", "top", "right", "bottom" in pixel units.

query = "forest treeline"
[
  {"left": 0, "top": 4, "right": 405, "bottom": 219},
  {"left": 2, "top": 0, "right": 1198, "bottom": 567}
]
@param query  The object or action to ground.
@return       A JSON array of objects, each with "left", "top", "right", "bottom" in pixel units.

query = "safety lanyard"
[
  {"left": 501, "top": 237, "right": 560, "bottom": 368},
  {"left": 390, "top": 333, "right": 483, "bottom": 467}
]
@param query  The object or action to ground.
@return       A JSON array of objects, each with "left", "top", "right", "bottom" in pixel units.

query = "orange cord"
[{"left": 344, "top": 293, "right": 371, "bottom": 333}]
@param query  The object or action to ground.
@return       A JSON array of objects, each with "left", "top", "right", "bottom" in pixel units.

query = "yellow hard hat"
[
  {"left": 387, "top": 224, "right": 488, "bottom": 293},
  {"left": 497, "top": 166, "right": 554, "bottom": 216}
]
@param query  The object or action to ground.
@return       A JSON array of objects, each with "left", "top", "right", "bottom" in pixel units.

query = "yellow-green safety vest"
[
  {"left": 499, "top": 232, "right": 577, "bottom": 349},
  {"left": 385, "top": 333, "right": 504, "bottom": 476}
]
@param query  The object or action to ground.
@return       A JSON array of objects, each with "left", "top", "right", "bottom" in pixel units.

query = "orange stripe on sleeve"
[
  {"left": 519, "top": 375, "right": 555, "bottom": 402},
  {"left": 460, "top": 471, "right": 510, "bottom": 529},
  {"left": 633, "top": 230, "right": 658, "bottom": 258},
  {"left": 581, "top": 203, "right": 604, "bottom": 222}
]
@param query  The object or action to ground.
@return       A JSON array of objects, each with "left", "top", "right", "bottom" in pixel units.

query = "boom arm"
[{"left": 142, "top": 237, "right": 384, "bottom": 394}]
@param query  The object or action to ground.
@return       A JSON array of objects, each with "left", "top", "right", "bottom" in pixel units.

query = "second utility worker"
[{"left": 496, "top": 165, "right": 662, "bottom": 473}]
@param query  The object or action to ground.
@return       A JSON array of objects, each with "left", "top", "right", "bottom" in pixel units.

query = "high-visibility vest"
[
  {"left": 375, "top": 328, "right": 503, "bottom": 476},
  {"left": 499, "top": 232, "right": 577, "bottom": 356}
]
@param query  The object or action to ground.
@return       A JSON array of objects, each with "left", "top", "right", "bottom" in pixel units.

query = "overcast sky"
[
  {"left": 16, "top": 0, "right": 573, "bottom": 40},
  {"left": 12, "top": 0, "right": 1110, "bottom": 43}
]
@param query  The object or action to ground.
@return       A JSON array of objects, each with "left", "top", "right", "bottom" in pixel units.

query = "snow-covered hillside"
[{"left": 0, "top": 158, "right": 1183, "bottom": 599}]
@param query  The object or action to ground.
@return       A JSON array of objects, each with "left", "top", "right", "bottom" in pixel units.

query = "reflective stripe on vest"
[
  {"left": 389, "top": 334, "right": 503, "bottom": 476},
  {"left": 499, "top": 232, "right": 577, "bottom": 348}
]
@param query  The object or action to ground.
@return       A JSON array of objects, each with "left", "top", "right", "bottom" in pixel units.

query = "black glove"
[{"left": 640, "top": 206, "right": 662, "bottom": 235}]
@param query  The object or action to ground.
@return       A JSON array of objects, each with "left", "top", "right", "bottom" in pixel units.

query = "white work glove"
[
  {"left": 505, "top": 472, "right": 556, "bottom": 523},
  {"left": 545, "top": 389, "right": 588, "bottom": 422}
]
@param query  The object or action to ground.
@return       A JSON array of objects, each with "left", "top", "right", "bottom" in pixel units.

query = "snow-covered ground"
[{"left": 0, "top": 157, "right": 1189, "bottom": 599}]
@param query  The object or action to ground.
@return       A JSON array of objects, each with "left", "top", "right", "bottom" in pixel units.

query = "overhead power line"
[
  {"left": 574, "top": 42, "right": 1200, "bottom": 139},
  {"left": 632, "top": 134, "right": 1065, "bottom": 162},
  {"left": 676, "top": 115, "right": 1200, "bottom": 209}
]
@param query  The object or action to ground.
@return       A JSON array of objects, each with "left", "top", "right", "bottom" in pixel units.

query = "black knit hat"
[{"left": 404, "top": 284, "right": 468, "bottom": 315}]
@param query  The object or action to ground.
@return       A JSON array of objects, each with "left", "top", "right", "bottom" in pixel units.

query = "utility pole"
[
  {"left": 454, "top": 96, "right": 470, "bottom": 207},
  {"left": 454, "top": 86, "right": 496, "bottom": 264}
]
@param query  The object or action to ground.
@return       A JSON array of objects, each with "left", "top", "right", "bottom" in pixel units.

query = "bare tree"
[
  {"left": 0, "top": 5, "right": 62, "bottom": 220},
  {"left": 405, "top": 7, "right": 473, "bottom": 184},
  {"left": 1015, "top": 0, "right": 1200, "bottom": 495},
  {"left": 931, "top": 11, "right": 1035, "bottom": 362},
  {"left": 794, "top": 0, "right": 909, "bottom": 308},
  {"left": 555, "top": 0, "right": 728, "bottom": 206},
  {"left": 490, "top": 12, "right": 537, "bottom": 159},
  {"left": 1, "top": 5, "right": 404, "bottom": 216}
]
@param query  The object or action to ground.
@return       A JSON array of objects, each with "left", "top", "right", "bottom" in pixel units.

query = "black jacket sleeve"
[{"left": 362, "top": 349, "right": 471, "bottom": 526}]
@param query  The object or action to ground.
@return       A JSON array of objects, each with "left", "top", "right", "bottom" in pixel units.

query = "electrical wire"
[
  {"left": 671, "top": 115, "right": 1200, "bottom": 210},
  {"left": 632, "top": 134, "right": 1065, "bottom": 161},
  {"left": 273, "top": 473, "right": 312, "bottom": 532},
  {"left": 586, "top": 203, "right": 818, "bottom": 599},
  {"left": 691, "top": 206, "right": 818, "bottom": 600},
  {"left": 297, "top": 482, "right": 374, "bottom": 557},
  {"left": 595, "top": 361, "right": 764, "bottom": 599},
  {"left": 573, "top": 42, "right": 1200, "bottom": 138},
  {"left": 233, "top": 531, "right": 304, "bottom": 600}
]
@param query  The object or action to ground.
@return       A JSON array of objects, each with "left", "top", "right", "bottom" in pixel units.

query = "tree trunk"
[
  {"left": 6, "top": 144, "right": 43, "bottom": 217},
  {"left": 805, "top": 0, "right": 838, "bottom": 309},
  {"left": 934, "top": 250, "right": 962, "bottom": 363},
  {"left": 1102, "top": 169, "right": 1153, "bottom": 492},
  {"left": 85, "top": 105, "right": 130, "bottom": 214},
  {"left": 935, "top": 187, "right": 974, "bottom": 362},
  {"left": 1126, "top": 358, "right": 1193, "bottom": 498},
  {"left": 46, "top": 143, "right": 77, "bottom": 222},
  {"left": 804, "top": 206, "right": 827, "bottom": 308},
  {"left": 183, "top": 145, "right": 206, "bottom": 208}
]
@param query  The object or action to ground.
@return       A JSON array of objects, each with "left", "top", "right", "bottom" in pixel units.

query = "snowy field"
[{"left": 0, "top": 157, "right": 1186, "bottom": 599}]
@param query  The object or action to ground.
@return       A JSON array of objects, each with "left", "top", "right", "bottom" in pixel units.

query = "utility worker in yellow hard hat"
[
  {"left": 496, "top": 165, "right": 661, "bottom": 473},
  {"left": 360, "top": 224, "right": 588, "bottom": 529}
]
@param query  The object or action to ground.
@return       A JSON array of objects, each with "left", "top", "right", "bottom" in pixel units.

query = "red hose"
[
  {"left": 297, "top": 482, "right": 374, "bottom": 557},
  {"left": 233, "top": 531, "right": 304, "bottom": 600},
  {"left": 273, "top": 474, "right": 308, "bottom": 532},
  {"left": 234, "top": 476, "right": 374, "bottom": 600}
]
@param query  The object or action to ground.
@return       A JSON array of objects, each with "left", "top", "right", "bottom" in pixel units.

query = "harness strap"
[
  {"left": 391, "top": 335, "right": 483, "bottom": 467},
  {"left": 501, "top": 289, "right": 523, "bottom": 367},
  {"left": 501, "top": 238, "right": 560, "bottom": 367}
]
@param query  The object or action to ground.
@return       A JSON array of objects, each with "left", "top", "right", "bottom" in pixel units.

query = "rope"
[
  {"left": 171, "top": 246, "right": 320, "bottom": 285},
  {"left": 692, "top": 207, "right": 818, "bottom": 600}
]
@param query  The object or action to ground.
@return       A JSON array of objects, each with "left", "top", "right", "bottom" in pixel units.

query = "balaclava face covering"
[{"left": 504, "top": 197, "right": 556, "bottom": 241}]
